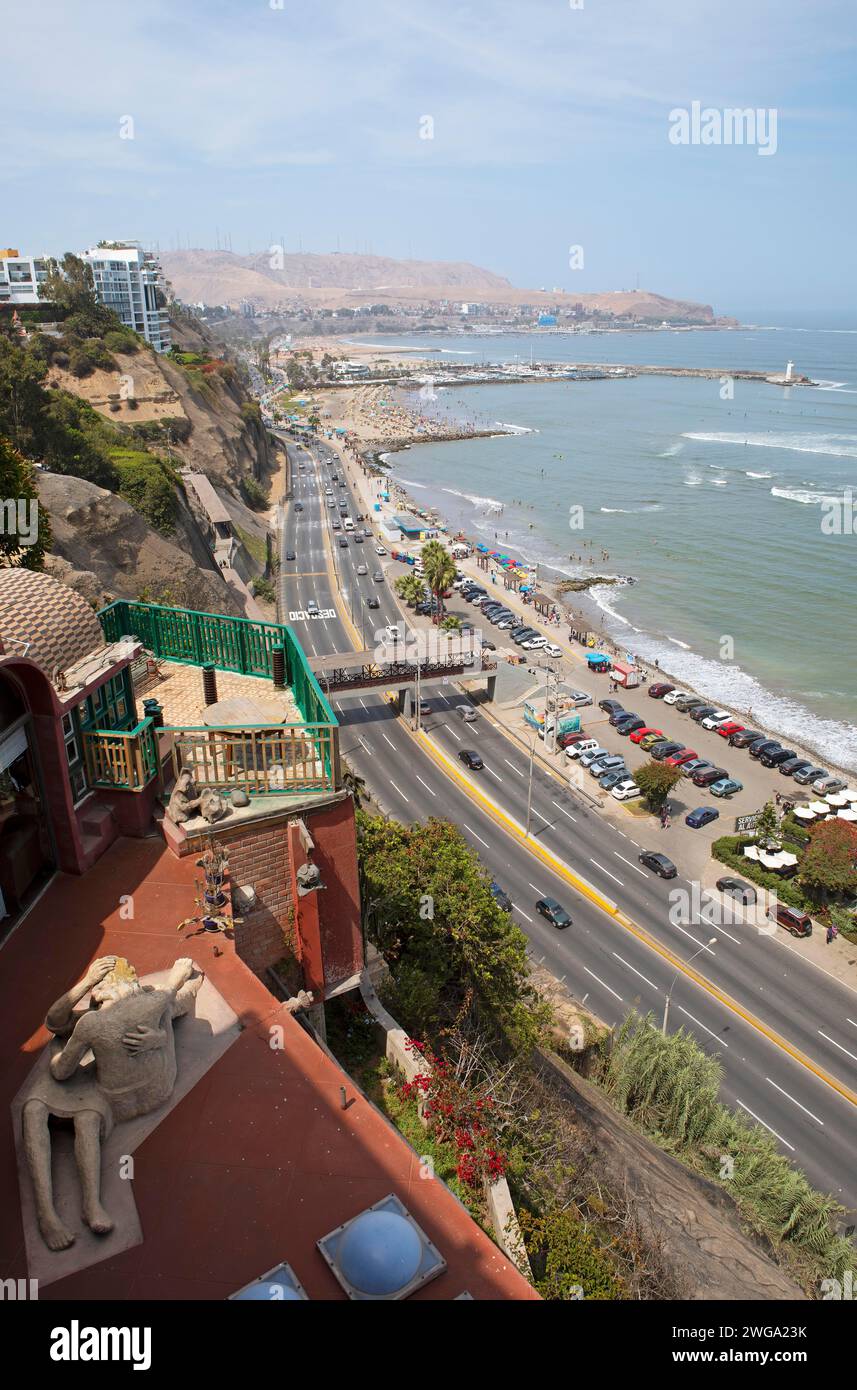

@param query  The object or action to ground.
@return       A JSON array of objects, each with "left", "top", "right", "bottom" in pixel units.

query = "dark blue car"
[{"left": 685, "top": 807, "right": 720, "bottom": 830}]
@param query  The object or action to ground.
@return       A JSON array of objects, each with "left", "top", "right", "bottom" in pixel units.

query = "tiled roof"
[{"left": 0, "top": 568, "right": 104, "bottom": 678}]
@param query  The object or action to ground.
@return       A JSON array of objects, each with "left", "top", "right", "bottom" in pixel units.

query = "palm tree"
[{"left": 422, "top": 544, "right": 456, "bottom": 624}]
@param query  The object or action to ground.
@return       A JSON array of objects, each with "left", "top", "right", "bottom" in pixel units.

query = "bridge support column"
[
  {"left": 396, "top": 689, "right": 407, "bottom": 716},
  {"left": 485, "top": 674, "right": 497, "bottom": 703}
]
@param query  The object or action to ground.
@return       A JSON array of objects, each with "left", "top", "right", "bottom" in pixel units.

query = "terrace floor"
[
  {"left": 133, "top": 659, "right": 302, "bottom": 728},
  {"left": 1, "top": 838, "right": 535, "bottom": 1301}
]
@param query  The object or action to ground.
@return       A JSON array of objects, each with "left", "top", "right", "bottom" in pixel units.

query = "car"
[
  {"left": 717, "top": 721, "right": 745, "bottom": 739},
  {"left": 589, "top": 755, "right": 626, "bottom": 777},
  {"left": 480, "top": 601, "right": 503, "bottom": 613},
  {"left": 609, "top": 707, "right": 633, "bottom": 725},
  {"left": 778, "top": 757, "right": 812, "bottom": 777},
  {"left": 375, "top": 545, "right": 387, "bottom": 555},
  {"left": 616, "top": 717, "right": 646, "bottom": 736},
  {"left": 675, "top": 694, "right": 706, "bottom": 712},
  {"left": 496, "top": 617, "right": 518, "bottom": 630},
  {"left": 599, "top": 768, "right": 629, "bottom": 791},
  {"left": 363, "top": 528, "right": 372, "bottom": 538},
  {"left": 544, "top": 643, "right": 563, "bottom": 658},
  {"left": 700, "top": 709, "right": 731, "bottom": 730},
  {"left": 639, "top": 851, "right": 678, "bottom": 879},
  {"left": 372, "top": 571, "right": 384, "bottom": 583},
  {"left": 353, "top": 534, "right": 364, "bottom": 543},
  {"left": 689, "top": 704, "right": 719, "bottom": 724},
  {"left": 748, "top": 738, "right": 781, "bottom": 760},
  {"left": 650, "top": 741, "right": 684, "bottom": 761},
  {"left": 662, "top": 689, "right": 688, "bottom": 705},
  {"left": 338, "top": 536, "right": 349, "bottom": 548},
  {"left": 382, "top": 624, "right": 403, "bottom": 642},
  {"left": 356, "top": 563, "right": 368, "bottom": 575},
  {"left": 579, "top": 746, "right": 610, "bottom": 768},
  {"left": 716, "top": 876, "right": 757, "bottom": 904},
  {"left": 459, "top": 749, "right": 483, "bottom": 770},
  {"left": 686, "top": 806, "right": 720, "bottom": 829},
  {"left": 481, "top": 639, "right": 496, "bottom": 651},
  {"left": 639, "top": 731, "right": 667, "bottom": 751},
  {"left": 692, "top": 766, "right": 729, "bottom": 787},
  {"left": 710, "top": 778, "right": 743, "bottom": 797},
  {"left": 535, "top": 897, "right": 573, "bottom": 929},
  {"left": 418, "top": 700, "right": 430, "bottom": 716},
  {"left": 566, "top": 690, "right": 593, "bottom": 708},
  {"left": 793, "top": 765, "right": 827, "bottom": 785},
  {"left": 522, "top": 636, "right": 547, "bottom": 650},
  {"left": 457, "top": 704, "right": 477, "bottom": 722},
  {"left": 813, "top": 775, "right": 847, "bottom": 795},
  {"left": 327, "top": 498, "right": 336, "bottom": 508},
  {"left": 285, "top": 549, "right": 296, "bottom": 561},
  {"left": 490, "top": 881, "right": 513, "bottom": 913},
  {"left": 648, "top": 682, "right": 675, "bottom": 698},
  {"left": 599, "top": 699, "right": 625, "bottom": 715},
  {"left": 766, "top": 903, "right": 812, "bottom": 938},
  {"left": 665, "top": 748, "right": 697, "bottom": 767},
  {"left": 332, "top": 520, "right": 341, "bottom": 530},
  {"left": 306, "top": 599, "right": 318, "bottom": 615},
  {"left": 294, "top": 502, "right": 303, "bottom": 512},
  {"left": 630, "top": 725, "right": 661, "bottom": 745},
  {"left": 558, "top": 730, "right": 588, "bottom": 750},
  {"left": 366, "top": 596, "right": 380, "bottom": 609},
  {"left": 612, "top": 779, "right": 642, "bottom": 801},
  {"left": 567, "top": 738, "right": 601, "bottom": 760},
  {"left": 513, "top": 630, "right": 540, "bottom": 645},
  {"left": 730, "top": 729, "right": 762, "bottom": 748},
  {"left": 760, "top": 747, "right": 797, "bottom": 768},
  {"left": 681, "top": 758, "right": 711, "bottom": 778}
]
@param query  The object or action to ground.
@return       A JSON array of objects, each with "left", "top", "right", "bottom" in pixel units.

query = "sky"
[{"left": 2, "top": 0, "right": 856, "bottom": 321}]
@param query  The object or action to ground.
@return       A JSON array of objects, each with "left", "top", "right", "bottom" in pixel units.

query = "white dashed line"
[
  {"left": 485, "top": 767, "right": 503, "bottom": 783},
  {"left": 589, "top": 858, "right": 623, "bottom": 886},
  {"left": 462, "top": 823, "right": 491, "bottom": 850},
  {"left": 512, "top": 905, "right": 534, "bottom": 924},
  {"left": 677, "top": 1005, "right": 728, "bottom": 1045},
  {"left": 389, "top": 781, "right": 409, "bottom": 803},
  {"left": 818, "top": 1030, "right": 857, "bottom": 1065},
  {"left": 612, "top": 953, "right": 659, "bottom": 992},
  {"left": 765, "top": 1077, "right": 823, "bottom": 1126},
  {"left": 415, "top": 776, "right": 436, "bottom": 797},
  {"left": 583, "top": 967, "right": 623, "bottom": 1003},
  {"left": 551, "top": 800, "right": 577, "bottom": 822},
  {"left": 613, "top": 851, "right": 649, "bottom": 878},
  {"left": 504, "top": 759, "right": 525, "bottom": 776},
  {"left": 672, "top": 924, "right": 717, "bottom": 955},
  {"left": 382, "top": 733, "right": 395, "bottom": 748},
  {"left": 735, "top": 1099, "right": 795, "bottom": 1151}
]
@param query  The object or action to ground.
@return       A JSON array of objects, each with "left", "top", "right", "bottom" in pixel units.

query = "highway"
[{"left": 278, "top": 433, "right": 857, "bottom": 1217}]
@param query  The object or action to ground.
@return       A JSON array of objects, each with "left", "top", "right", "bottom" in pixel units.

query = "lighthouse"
[{"left": 785, "top": 360, "right": 794, "bottom": 381}]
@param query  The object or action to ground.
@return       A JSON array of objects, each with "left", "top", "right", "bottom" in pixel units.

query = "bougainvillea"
[{"left": 401, "top": 1039, "right": 506, "bottom": 1188}]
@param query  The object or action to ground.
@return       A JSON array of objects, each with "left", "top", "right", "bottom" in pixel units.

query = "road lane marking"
[
  {"left": 583, "top": 967, "right": 623, "bottom": 1003},
  {"left": 612, "top": 953, "right": 659, "bottom": 992},
  {"left": 765, "top": 1077, "right": 824, "bottom": 1126},
  {"left": 677, "top": 1005, "right": 728, "bottom": 1046},
  {"left": 504, "top": 759, "right": 525, "bottom": 776},
  {"left": 512, "top": 904, "right": 534, "bottom": 924},
  {"left": 382, "top": 733, "right": 395, "bottom": 748},
  {"left": 462, "top": 823, "right": 491, "bottom": 850},
  {"left": 818, "top": 1031, "right": 857, "bottom": 1066},
  {"left": 485, "top": 766, "right": 503, "bottom": 783},
  {"left": 415, "top": 776, "right": 436, "bottom": 797},
  {"left": 672, "top": 924, "right": 718, "bottom": 955},
  {"left": 589, "top": 858, "right": 623, "bottom": 886},
  {"left": 551, "top": 800, "right": 577, "bottom": 822},
  {"left": 613, "top": 851, "right": 649, "bottom": 878},
  {"left": 527, "top": 882, "right": 542, "bottom": 894},
  {"left": 735, "top": 1099, "right": 795, "bottom": 1151},
  {"left": 389, "top": 781, "right": 409, "bottom": 803}
]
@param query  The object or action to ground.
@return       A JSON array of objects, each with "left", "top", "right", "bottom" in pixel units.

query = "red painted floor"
[{"left": 2, "top": 837, "right": 536, "bottom": 1300}]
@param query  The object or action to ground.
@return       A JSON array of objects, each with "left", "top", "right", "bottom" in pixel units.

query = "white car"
[
  {"left": 566, "top": 690, "right": 593, "bottom": 707},
  {"left": 522, "top": 636, "right": 547, "bottom": 650},
  {"left": 307, "top": 599, "right": 319, "bottom": 615},
  {"left": 375, "top": 544, "right": 387, "bottom": 555},
  {"left": 544, "top": 643, "right": 563, "bottom": 659},
  {"left": 356, "top": 564, "right": 368, "bottom": 575},
  {"left": 382, "top": 624, "right": 403, "bottom": 642},
  {"left": 700, "top": 709, "right": 731, "bottom": 730},
  {"left": 612, "top": 779, "right": 642, "bottom": 801},
  {"left": 662, "top": 689, "right": 687, "bottom": 705},
  {"left": 457, "top": 704, "right": 477, "bottom": 722},
  {"left": 567, "top": 739, "right": 600, "bottom": 760}
]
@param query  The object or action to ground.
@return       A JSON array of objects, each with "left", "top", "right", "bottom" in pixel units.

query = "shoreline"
[{"left": 347, "top": 409, "right": 855, "bottom": 783}]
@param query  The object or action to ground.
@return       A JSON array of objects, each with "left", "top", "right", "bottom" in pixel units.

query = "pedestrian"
[{"left": 826, "top": 924, "right": 834, "bottom": 945}]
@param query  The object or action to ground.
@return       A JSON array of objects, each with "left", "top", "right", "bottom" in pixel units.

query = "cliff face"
[{"left": 37, "top": 472, "right": 245, "bottom": 616}]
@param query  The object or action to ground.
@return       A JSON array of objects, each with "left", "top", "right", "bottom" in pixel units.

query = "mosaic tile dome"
[{"left": 0, "top": 568, "right": 104, "bottom": 678}]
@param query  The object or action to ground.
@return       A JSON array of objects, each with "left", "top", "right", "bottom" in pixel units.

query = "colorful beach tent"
[{"left": 586, "top": 652, "right": 610, "bottom": 666}]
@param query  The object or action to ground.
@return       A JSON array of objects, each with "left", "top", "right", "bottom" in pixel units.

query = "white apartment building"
[
  {"left": 81, "top": 242, "right": 171, "bottom": 352},
  {"left": 0, "top": 250, "right": 49, "bottom": 306}
]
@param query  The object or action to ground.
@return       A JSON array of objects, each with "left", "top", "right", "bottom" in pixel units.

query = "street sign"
[{"left": 735, "top": 813, "right": 759, "bottom": 834}]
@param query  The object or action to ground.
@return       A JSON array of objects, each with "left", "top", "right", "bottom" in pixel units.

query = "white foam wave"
[
  {"left": 745, "top": 470, "right": 773, "bottom": 478},
  {"left": 493, "top": 421, "right": 534, "bottom": 435},
  {"left": 600, "top": 504, "right": 664, "bottom": 513},
  {"left": 659, "top": 443, "right": 685, "bottom": 458},
  {"left": 395, "top": 477, "right": 428, "bottom": 489},
  {"left": 683, "top": 430, "right": 857, "bottom": 459},
  {"left": 770, "top": 486, "right": 838, "bottom": 506},
  {"left": 443, "top": 486, "right": 505, "bottom": 514}
]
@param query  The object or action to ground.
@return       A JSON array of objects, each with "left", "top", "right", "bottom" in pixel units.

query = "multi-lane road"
[{"left": 278, "top": 434, "right": 857, "bottom": 1216}]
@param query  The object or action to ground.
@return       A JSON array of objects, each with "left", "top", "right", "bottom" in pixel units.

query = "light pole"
[
  {"left": 662, "top": 938, "right": 717, "bottom": 1035},
  {"left": 525, "top": 731, "right": 536, "bottom": 838}
]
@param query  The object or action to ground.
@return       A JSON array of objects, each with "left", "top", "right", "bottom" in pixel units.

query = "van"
[{"left": 344, "top": 518, "right": 355, "bottom": 532}]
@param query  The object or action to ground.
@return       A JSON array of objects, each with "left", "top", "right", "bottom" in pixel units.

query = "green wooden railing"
[{"left": 83, "top": 718, "right": 160, "bottom": 791}]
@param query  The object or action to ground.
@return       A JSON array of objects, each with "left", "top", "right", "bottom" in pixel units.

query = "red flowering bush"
[{"left": 401, "top": 1039, "right": 506, "bottom": 1188}]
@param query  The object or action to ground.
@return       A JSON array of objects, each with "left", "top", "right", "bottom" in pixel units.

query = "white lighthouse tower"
[{"left": 785, "top": 360, "right": 795, "bottom": 382}]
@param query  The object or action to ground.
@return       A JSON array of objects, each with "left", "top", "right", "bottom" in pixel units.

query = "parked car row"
[{"left": 459, "top": 582, "right": 558, "bottom": 651}]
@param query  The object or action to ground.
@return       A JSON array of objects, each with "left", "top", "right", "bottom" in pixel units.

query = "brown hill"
[{"left": 160, "top": 249, "right": 715, "bottom": 321}]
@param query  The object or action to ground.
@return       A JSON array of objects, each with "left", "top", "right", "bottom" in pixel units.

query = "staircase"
[{"left": 78, "top": 800, "right": 119, "bottom": 870}]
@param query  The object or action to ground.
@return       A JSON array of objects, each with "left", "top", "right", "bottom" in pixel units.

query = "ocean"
[{"left": 356, "top": 327, "right": 857, "bottom": 772}]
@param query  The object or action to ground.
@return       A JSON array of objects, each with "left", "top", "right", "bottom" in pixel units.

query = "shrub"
[
  {"left": 711, "top": 835, "right": 810, "bottom": 912},
  {"left": 519, "top": 1207, "right": 625, "bottom": 1300},
  {"left": 251, "top": 576, "right": 276, "bottom": 603},
  {"left": 109, "top": 447, "right": 178, "bottom": 534},
  {"left": 240, "top": 476, "right": 268, "bottom": 511},
  {"left": 103, "top": 327, "right": 140, "bottom": 355}
]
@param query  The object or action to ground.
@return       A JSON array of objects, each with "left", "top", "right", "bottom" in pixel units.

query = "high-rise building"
[
  {"left": 81, "top": 241, "right": 171, "bottom": 351},
  {"left": 0, "top": 249, "right": 49, "bottom": 306}
]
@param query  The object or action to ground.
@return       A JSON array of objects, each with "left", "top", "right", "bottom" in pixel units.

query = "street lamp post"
[
  {"left": 525, "top": 731, "right": 535, "bottom": 838},
  {"left": 662, "top": 938, "right": 717, "bottom": 1034}
]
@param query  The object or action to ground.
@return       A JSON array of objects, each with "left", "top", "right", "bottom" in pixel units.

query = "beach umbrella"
[
  {"left": 743, "top": 845, "right": 761, "bottom": 861},
  {"left": 842, "top": 788, "right": 857, "bottom": 803},
  {"left": 808, "top": 801, "right": 831, "bottom": 816},
  {"left": 826, "top": 791, "right": 850, "bottom": 807},
  {"left": 836, "top": 808, "right": 857, "bottom": 822},
  {"left": 792, "top": 806, "right": 815, "bottom": 822}
]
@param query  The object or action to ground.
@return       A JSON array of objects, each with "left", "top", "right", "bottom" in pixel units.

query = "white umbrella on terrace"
[
  {"left": 776, "top": 851, "right": 799, "bottom": 867},
  {"left": 743, "top": 844, "right": 761, "bottom": 861},
  {"left": 808, "top": 801, "right": 832, "bottom": 816},
  {"left": 826, "top": 791, "right": 851, "bottom": 808},
  {"left": 793, "top": 806, "right": 816, "bottom": 822},
  {"left": 836, "top": 808, "right": 857, "bottom": 823},
  {"left": 841, "top": 788, "right": 857, "bottom": 803}
]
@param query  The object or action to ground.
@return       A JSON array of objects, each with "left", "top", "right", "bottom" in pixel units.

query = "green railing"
[
  {"left": 98, "top": 599, "right": 336, "bottom": 730},
  {"left": 83, "top": 718, "right": 160, "bottom": 791}
]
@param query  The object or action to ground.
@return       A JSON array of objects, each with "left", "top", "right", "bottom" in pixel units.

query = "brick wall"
[{"left": 217, "top": 821, "right": 296, "bottom": 979}]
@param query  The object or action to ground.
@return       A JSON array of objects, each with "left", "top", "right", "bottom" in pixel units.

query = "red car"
[
  {"left": 648, "top": 683, "right": 675, "bottom": 698},
  {"left": 717, "top": 721, "right": 745, "bottom": 739},
  {"left": 665, "top": 748, "right": 697, "bottom": 767},
  {"left": 630, "top": 726, "right": 662, "bottom": 745},
  {"left": 557, "top": 730, "right": 587, "bottom": 750}
]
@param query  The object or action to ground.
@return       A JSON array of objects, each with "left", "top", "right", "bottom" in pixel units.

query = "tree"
[
  {"left": 39, "top": 254, "right": 115, "bottom": 337},
  {"left": 0, "top": 337, "right": 49, "bottom": 454},
  {"left": 800, "top": 819, "right": 857, "bottom": 900},
  {"left": 395, "top": 573, "right": 424, "bottom": 605},
  {"left": 357, "top": 813, "right": 546, "bottom": 1048},
  {"left": 421, "top": 540, "right": 456, "bottom": 623},
  {"left": 633, "top": 761, "right": 683, "bottom": 812},
  {"left": 0, "top": 435, "right": 51, "bottom": 569},
  {"left": 754, "top": 800, "right": 780, "bottom": 850}
]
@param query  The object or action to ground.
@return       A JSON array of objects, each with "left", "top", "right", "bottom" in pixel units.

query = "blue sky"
[{"left": 3, "top": 0, "right": 856, "bottom": 319}]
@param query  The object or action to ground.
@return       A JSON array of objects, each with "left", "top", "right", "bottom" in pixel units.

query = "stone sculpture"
[
  {"left": 22, "top": 955, "right": 203, "bottom": 1252},
  {"left": 166, "top": 769, "right": 203, "bottom": 824},
  {"left": 199, "top": 788, "right": 229, "bottom": 823}
]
